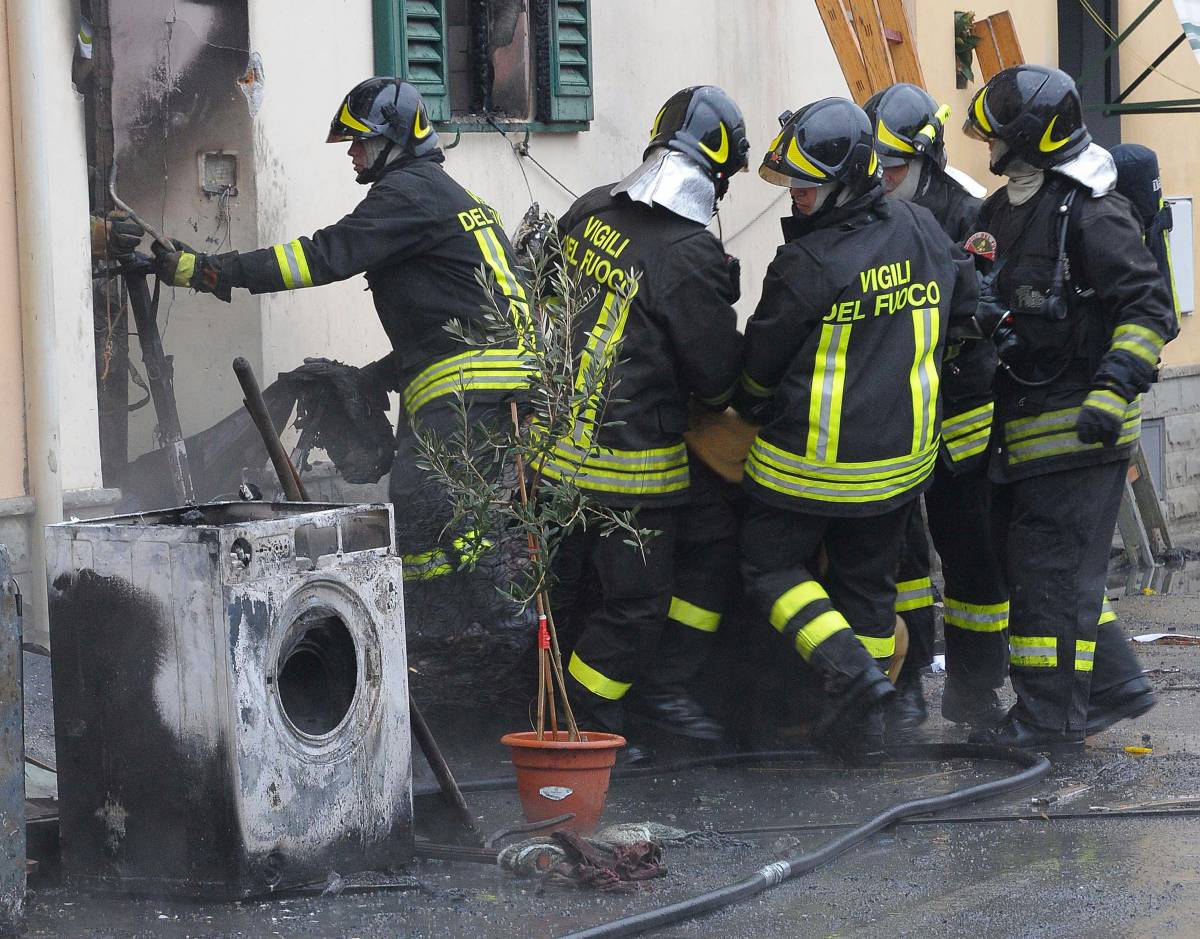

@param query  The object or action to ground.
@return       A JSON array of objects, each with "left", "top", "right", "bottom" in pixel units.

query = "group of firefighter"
[{"left": 149, "top": 64, "right": 1178, "bottom": 758}]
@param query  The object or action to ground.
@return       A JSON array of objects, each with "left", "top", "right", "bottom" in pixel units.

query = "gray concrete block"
[
  {"left": 1166, "top": 412, "right": 1200, "bottom": 449},
  {"left": 1166, "top": 484, "right": 1200, "bottom": 520},
  {"left": 0, "top": 518, "right": 30, "bottom": 577}
]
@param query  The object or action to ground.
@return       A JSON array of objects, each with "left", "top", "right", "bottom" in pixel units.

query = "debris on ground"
[
  {"left": 498, "top": 829, "right": 666, "bottom": 890},
  {"left": 1132, "top": 632, "right": 1200, "bottom": 644}
]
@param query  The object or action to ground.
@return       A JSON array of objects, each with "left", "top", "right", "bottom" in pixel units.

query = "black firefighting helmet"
[
  {"left": 760, "top": 97, "right": 880, "bottom": 198},
  {"left": 864, "top": 83, "right": 951, "bottom": 169},
  {"left": 963, "top": 65, "right": 1090, "bottom": 171},
  {"left": 327, "top": 77, "right": 440, "bottom": 179},
  {"left": 646, "top": 86, "right": 751, "bottom": 195}
]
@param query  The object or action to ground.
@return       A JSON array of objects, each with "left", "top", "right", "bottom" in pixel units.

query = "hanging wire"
[
  {"left": 486, "top": 117, "right": 535, "bottom": 204},
  {"left": 723, "top": 191, "right": 790, "bottom": 246},
  {"left": 1077, "top": 0, "right": 1200, "bottom": 96}
]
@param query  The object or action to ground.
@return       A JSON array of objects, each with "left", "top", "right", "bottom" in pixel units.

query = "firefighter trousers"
[
  {"left": 650, "top": 457, "right": 743, "bottom": 690},
  {"left": 924, "top": 459, "right": 1010, "bottom": 691},
  {"left": 559, "top": 506, "right": 679, "bottom": 733},
  {"left": 740, "top": 498, "right": 914, "bottom": 672},
  {"left": 992, "top": 459, "right": 1142, "bottom": 731},
  {"left": 894, "top": 507, "right": 936, "bottom": 675}
]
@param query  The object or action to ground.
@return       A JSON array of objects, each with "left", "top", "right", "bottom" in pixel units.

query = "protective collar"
[
  {"left": 1050, "top": 142, "right": 1118, "bottom": 197},
  {"left": 884, "top": 160, "right": 924, "bottom": 204},
  {"left": 1004, "top": 158, "right": 1046, "bottom": 207},
  {"left": 611, "top": 148, "right": 717, "bottom": 224}
]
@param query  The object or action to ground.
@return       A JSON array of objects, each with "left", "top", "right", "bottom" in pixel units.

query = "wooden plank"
[
  {"left": 971, "top": 18, "right": 1003, "bottom": 82},
  {"left": 876, "top": 0, "right": 925, "bottom": 88},
  {"left": 989, "top": 11, "right": 1025, "bottom": 68},
  {"left": 814, "top": 0, "right": 873, "bottom": 104},
  {"left": 847, "top": 0, "right": 895, "bottom": 94}
]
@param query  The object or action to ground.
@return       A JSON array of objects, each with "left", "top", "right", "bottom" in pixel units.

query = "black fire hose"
[{"left": 558, "top": 743, "right": 1049, "bottom": 939}]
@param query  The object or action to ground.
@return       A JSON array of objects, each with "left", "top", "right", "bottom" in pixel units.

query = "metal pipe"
[
  {"left": 233, "top": 357, "right": 305, "bottom": 501},
  {"left": 8, "top": 0, "right": 66, "bottom": 649}
]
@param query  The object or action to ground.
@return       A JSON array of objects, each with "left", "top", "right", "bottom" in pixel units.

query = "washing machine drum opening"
[{"left": 277, "top": 611, "right": 358, "bottom": 737}]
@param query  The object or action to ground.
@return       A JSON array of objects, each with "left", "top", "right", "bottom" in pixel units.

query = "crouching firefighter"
[
  {"left": 150, "top": 78, "right": 535, "bottom": 596},
  {"left": 735, "top": 98, "right": 979, "bottom": 757},
  {"left": 963, "top": 65, "right": 1177, "bottom": 749},
  {"left": 865, "top": 83, "right": 1010, "bottom": 732},
  {"left": 552, "top": 86, "right": 746, "bottom": 751}
]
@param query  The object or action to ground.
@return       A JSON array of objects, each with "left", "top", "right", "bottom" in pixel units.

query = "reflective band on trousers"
[
  {"left": 768, "top": 580, "right": 851, "bottom": 661},
  {"left": 668, "top": 597, "right": 722, "bottom": 633},
  {"left": 856, "top": 632, "right": 896, "bottom": 659},
  {"left": 1003, "top": 402, "right": 1140, "bottom": 465},
  {"left": 402, "top": 549, "right": 454, "bottom": 582},
  {"left": 402, "top": 349, "right": 535, "bottom": 420},
  {"left": 568, "top": 652, "right": 632, "bottom": 701},
  {"left": 1099, "top": 595, "right": 1117, "bottom": 625},
  {"left": 273, "top": 239, "right": 313, "bottom": 290},
  {"left": 746, "top": 437, "right": 937, "bottom": 504},
  {"left": 944, "top": 597, "right": 1009, "bottom": 633},
  {"left": 1075, "top": 639, "right": 1096, "bottom": 672},
  {"left": 1010, "top": 635, "right": 1057, "bottom": 667},
  {"left": 895, "top": 577, "right": 934, "bottom": 612}
]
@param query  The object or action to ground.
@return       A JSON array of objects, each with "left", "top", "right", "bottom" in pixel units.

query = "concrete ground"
[{"left": 18, "top": 545, "right": 1200, "bottom": 937}]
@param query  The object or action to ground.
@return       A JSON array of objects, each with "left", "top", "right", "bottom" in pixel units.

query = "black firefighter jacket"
[
  {"left": 546, "top": 185, "right": 743, "bottom": 508},
  {"left": 210, "top": 155, "right": 534, "bottom": 423},
  {"left": 733, "top": 188, "right": 979, "bottom": 517},
  {"left": 978, "top": 175, "right": 1178, "bottom": 482},
  {"left": 914, "top": 166, "right": 995, "bottom": 475}
]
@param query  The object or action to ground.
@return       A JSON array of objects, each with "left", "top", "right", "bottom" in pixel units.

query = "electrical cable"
[
  {"left": 722, "top": 191, "right": 790, "bottom": 246},
  {"left": 557, "top": 743, "right": 1049, "bottom": 939}
]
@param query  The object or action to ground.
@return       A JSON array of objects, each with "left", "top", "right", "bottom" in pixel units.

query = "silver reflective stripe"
[
  {"left": 947, "top": 608, "right": 1007, "bottom": 627},
  {"left": 895, "top": 585, "right": 932, "bottom": 605},
  {"left": 751, "top": 439, "right": 934, "bottom": 480},
  {"left": 813, "top": 324, "right": 847, "bottom": 462},
  {"left": 746, "top": 455, "right": 933, "bottom": 500},
  {"left": 914, "top": 307, "right": 936, "bottom": 451},
  {"left": 282, "top": 242, "right": 304, "bottom": 288},
  {"left": 1010, "top": 643, "right": 1057, "bottom": 659},
  {"left": 1076, "top": 647, "right": 1095, "bottom": 663}
]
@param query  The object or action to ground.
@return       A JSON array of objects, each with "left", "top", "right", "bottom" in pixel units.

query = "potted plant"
[{"left": 414, "top": 208, "right": 653, "bottom": 833}]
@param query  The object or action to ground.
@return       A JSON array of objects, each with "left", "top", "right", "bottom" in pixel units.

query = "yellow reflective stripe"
[
  {"left": 1162, "top": 222, "right": 1182, "bottom": 324},
  {"left": 1110, "top": 323, "right": 1164, "bottom": 368},
  {"left": 795, "top": 610, "right": 852, "bottom": 659},
  {"left": 973, "top": 89, "right": 993, "bottom": 134},
  {"left": 895, "top": 577, "right": 934, "bottom": 612},
  {"left": 539, "top": 447, "right": 690, "bottom": 496},
  {"left": 273, "top": 244, "right": 293, "bottom": 288},
  {"left": 571, "top": 289, "right": 632, "bottom": 451},
  {"left": 402, "top": 349, "right": 535, "bottom": 418},
  {"left": 876, "top": 118, "right": 917, "bottom": 154},
  {"left": 941, "top": 402, "right": 994, "bottom": 438},
  {"left": 1098, "top": 595, "right": 1117, "bottom": 625},
  {"left": 402, "top": 549, "right": 454, "bottom": 582},
  {"left": 909, "top": 306, "right": 940, "bottom": 452},
  {"left": 174, "top": 253, "right": 196, "bottom": 287},
  {"left": 339, "top": 101, "right": 373, "bottom": 134},
  {"left": 1084, "top": 389, "right": 1129, "bottom": 419},
  {"left": 741, "top": 372, "right": 775, "bottom": 398},
  {"left": 1010, "top": 635, "right": 1058, "bottom": 667},
  {"left": 696, "top": 383, "right": 736, "bottom": 407},
  {"left": 806, "top": 323, "right": 851, "bottom": 461},
  {"left": 945, "top": 426, "right": 991, "bottom": 463},
  {"left": 856, "top": 632, "right": 896, "bottom": 659},
  {"left": 1007, "top": 400, "right": 1140, "bottom": 442},
  {"left": 769, "top": 581, "right": 829, "bottom": 633},
  {"left": 568, "top": 652, "right": 632, "bottom": 701},
  {"left": 753, "top": 435, "right": 936, "bottom": 481},
  {"left": 668, "top": 597, "right": 722, "bottom": 633},
  {"left": 1075, "top": 639, "right": 1096, "bottom": 672},
  {"left": 1005, "top": 401, "right": 1141, "bottom": 465},
  {"left": 289, "top": 240, "right": 313, "bottom": 287},
  {"left": 944, "top": 597, "right": 1009, "bottom": 633},
  {"left": 1008, "top": 423, "right": 1140, "bottom": 465},
  {"left": 786, "top": 136, "right": 828, "bottom": 179},
  {"left": 746, "top": 439, "right": 936, "bottom": 504},
  {"left": 474, "top": 226, "right": 532, "bottom": 345}
]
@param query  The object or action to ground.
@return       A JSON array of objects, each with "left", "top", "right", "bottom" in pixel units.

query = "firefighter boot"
[
  {"left": 941, "top": 676, "right": 1007, "bottom": 727},
  {"left": 628, "top": 687, "right": 727, "bottom": 742},
  {"left": 969, "top": 710, "right": 1084, "bottom": 752},
  {"left": 885, "top": 666, "right": 928, "bottom": 738},
  {"left": 1086, "top": 675, "right": 1156, "bottom": 735},
  {"left": 808, "top": 629, "right": 896, "bottom": 743}
]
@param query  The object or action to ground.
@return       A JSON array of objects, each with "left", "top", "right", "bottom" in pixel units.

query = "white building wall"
[{"left": 243, "top": 0, "right": 852, "bottom": 382}]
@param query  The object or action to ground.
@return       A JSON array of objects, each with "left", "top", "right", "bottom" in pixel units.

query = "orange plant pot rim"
[{"left": 501, "top": 730, "right": 626, "bottom": 751}]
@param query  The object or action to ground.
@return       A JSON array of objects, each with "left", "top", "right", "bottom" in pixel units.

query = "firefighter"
[
  {"left": 962, "top": 65, "right": 1177, "bottom": 749},
  {"left": 734, "top": 98, "right": 979, "bottom": 756},
  {"left": 864, "top": 83, "right": 1009, "bottom": 731},
  {"left": 552, "top": 86, "right": 746, "bottom": 745},
  {"left": 150, "top": 78, "right": 534, "bottom": 596}
]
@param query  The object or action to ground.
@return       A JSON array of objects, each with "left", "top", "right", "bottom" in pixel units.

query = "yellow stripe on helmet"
[
  {"left": 972, "top": 90, "right": 993, "bottom": 135},
  {"left": 876, "top": 119, "right": 917, "bottom": 154},
  {"left": 786, "top": 135, "right": 828, "bottom": 180},
  {"left": 339, "top": 101, "right": 372, "bottom": 134}
]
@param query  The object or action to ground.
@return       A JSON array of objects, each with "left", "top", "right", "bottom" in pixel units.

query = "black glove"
[
  {"left": 1075, "top": 388, "right": 1128, "bottom": 446},
  {"left": 151, "top": 238, "right": 231, "bottom": 302},
  {"left": 90, "top": 211, "right": 144, "bottom": 258},
  {"left": 357, "top": 355, "right": 398, "bottom": 411}
]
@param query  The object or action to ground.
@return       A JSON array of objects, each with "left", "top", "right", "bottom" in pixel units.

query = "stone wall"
[{"left": 1143, "top": 363, "right": 1200, "bottom": 521}]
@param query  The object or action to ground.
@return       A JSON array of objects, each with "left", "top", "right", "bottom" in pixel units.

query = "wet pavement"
[{"left": 19, "top": 543, "right": 1200, "bottom": 937}]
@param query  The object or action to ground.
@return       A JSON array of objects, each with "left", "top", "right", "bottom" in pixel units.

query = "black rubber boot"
[
  {"left": 808, "top": 631, "right": 896, "bottom": 742},
  {"left": 941, "top": 676, "right": 1007, "bottom": 727},
  {"left": 885, "top": 669, "right": 928, "bottom": 737},
  {"left": 968, "top": 710, "right": 1084, "bottom": 752},
  {"left": 1086, "top": 676, "right": 1156, "bottom": 735},
  {"left": 628, "top": 688, "right": 727, "bottom": 742}
]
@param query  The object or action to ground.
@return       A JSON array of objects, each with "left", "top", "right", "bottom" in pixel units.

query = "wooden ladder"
[{"left": 1117, "top": 444, "right": 1173, "bottom": 568}]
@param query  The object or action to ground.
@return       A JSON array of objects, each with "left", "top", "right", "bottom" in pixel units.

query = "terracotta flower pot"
[{"left": 500, "top": 730, "right": 626, "bottom": 835}]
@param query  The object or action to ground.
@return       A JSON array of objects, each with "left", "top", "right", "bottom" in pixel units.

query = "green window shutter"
[
  {"left": 546, "top": 0, "right": 593, "bottom": 123},
  {"left": 373, "top": 0, "right": 450, "bottom": 121}
]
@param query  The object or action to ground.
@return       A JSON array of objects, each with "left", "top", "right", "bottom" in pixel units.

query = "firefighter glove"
[
  {"left": 90, "top": 210, "right": 144, "bottom": 258},
  {"left": 1075, "top": 388, "right": 1127, "bottom": 447},
  {"left": 152, "top": 238, "right": 231, "bottom": 302}
]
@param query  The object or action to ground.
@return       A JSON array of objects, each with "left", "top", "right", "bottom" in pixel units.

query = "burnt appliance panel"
[{"left": 46, "top": 503, "right": 411, "bottom": 897}]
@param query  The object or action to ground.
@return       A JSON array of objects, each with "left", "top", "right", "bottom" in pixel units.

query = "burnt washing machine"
[{"left": 45, "top": 502, "right": 411, "bottom": 897}]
